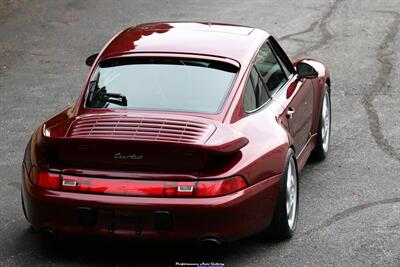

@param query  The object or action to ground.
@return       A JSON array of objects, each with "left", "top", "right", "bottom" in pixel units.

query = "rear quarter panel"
[{"left": 201, "top": 99, "right": 289, "bottom": 186}]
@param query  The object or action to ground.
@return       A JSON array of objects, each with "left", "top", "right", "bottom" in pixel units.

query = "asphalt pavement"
[{"left": 0, "top": 0, "right": 399, "bottom": 266}]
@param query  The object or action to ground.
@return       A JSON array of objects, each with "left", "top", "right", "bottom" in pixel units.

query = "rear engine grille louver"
[{"left": 69, "top": 116, "right": 215, "bottom": 144}]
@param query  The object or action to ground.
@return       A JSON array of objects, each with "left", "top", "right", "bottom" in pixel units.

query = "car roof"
[{"left": 100, "top": 22, "right": 270, "bottom": 65}]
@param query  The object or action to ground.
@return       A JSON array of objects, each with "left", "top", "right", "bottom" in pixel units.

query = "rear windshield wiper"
[
  {"left": 87, "top": 73, "right": 127, "bottom": 107},
  {"left": 91, "top": 90, "right": 128, "bottom": 107}
]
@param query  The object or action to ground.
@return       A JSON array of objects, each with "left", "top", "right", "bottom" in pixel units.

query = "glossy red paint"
[
  {"left": 22, "top": 22, "right": 330, "bottom": 242},
  {"left": 100, "top": 22, "right": 265, "bottom": 65},
  {"left": 22, "top": 164, "right": 280, "bottom": 241}
]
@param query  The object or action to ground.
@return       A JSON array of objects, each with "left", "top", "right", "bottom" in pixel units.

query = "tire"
[
  {"left": 264, "top": 148, "right": 299, "bottom": 239},
  {"left": 311, "top": 83, "right": 331, "bottom": 161},
  {"left": 21, "top": 187, "right": 29, "bottom": 222}
]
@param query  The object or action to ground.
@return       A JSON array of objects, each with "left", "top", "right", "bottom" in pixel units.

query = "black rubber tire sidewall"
[
  {"left": 311, "top": 84, "right": 331, "bottom": 161},
  {"left": 263, "top": 148, "right": 299, "bottom": 239}
]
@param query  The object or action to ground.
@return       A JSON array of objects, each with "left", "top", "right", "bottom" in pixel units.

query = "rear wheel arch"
[{"left": 262, "top": 147, "right": 299, "bottom": 239}]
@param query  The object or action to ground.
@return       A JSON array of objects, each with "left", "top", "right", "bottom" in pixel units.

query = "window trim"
[
  {"left": 268, "top": 36, "right": 296, "bottom": 74},
  {"left": 242, "top": 65, "right": 273, "bottom": 114},
  {"left": 269, "top": 43, "right": 291, "bottom": 78},
  {"left": 267, "top": 39, "right": 298, "bottom": 99},
  {"left": 242, "top": 38, "right": 297, "bottom": 114},
  {"left": 253, "top": 41, "right": 290, "bottom": 98},
  {"left": 269, "top": 73, "right": 297, "bottom": 100}
]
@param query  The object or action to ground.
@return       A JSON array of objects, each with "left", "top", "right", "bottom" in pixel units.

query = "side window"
[
  {"left": 243, "top": 67, "right": 269, "bottom": 112},
  {"left": 255, "top": 42, "right": 288, "bottom": 96},
  {"left": 269, "top": 36, "right": 295, "bottom": 75}
]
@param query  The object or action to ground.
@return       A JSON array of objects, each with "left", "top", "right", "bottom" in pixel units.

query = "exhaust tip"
[
  {"left": 39, "top": 228, "right": 56, "bottom": 241},
  {"left": 199, "top": 237, "right": 222, "bottom": 247}
]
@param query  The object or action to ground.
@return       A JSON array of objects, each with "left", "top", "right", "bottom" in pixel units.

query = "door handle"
[{"left": 286, "top": 107, "right": 295, "bottom": 119}]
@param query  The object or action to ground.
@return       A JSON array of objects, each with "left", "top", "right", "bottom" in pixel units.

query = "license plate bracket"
[{"left": 105, "top": 210, "right": 146, "bottom": 235}]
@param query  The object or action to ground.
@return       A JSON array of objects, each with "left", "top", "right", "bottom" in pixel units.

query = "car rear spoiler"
[{"left": 41, "top": 114, "right": 249, "bottom": 155}]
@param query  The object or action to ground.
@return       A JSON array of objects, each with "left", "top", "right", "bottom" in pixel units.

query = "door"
[
  {"left": 283, "top": 78, "right": 314, "bottom": 154},
  {"left": 255, "top": 41, "right": 314, "bottom": 155}
]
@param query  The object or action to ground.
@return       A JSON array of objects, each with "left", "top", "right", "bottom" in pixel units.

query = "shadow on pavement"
[{"left": 20, "top": 226, "right": 284, "bottom": 266}]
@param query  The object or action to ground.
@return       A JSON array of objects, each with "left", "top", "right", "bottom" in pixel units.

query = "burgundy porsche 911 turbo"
[{"left": 21, "top": 22, "right": 331, "bottom": 243}]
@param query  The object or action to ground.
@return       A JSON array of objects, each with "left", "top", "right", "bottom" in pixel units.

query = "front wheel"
[
  {"left": 263, "top": 148, "right": 299, "bottom": 239},
  {"left": 311, "top": 84, "right": 331, "bottom": 161}
]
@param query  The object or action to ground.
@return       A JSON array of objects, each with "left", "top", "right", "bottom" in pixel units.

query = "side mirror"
[
  {"left": 85, "top": 53, "right": 99, "bottom": 67},
  {"left": 297, "top": 62, "right": 318, "bottom": 79}
]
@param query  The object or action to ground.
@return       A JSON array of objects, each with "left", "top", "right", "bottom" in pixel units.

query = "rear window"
[{"left": 85, "top": 57, "right": 238, "bottom": 114}]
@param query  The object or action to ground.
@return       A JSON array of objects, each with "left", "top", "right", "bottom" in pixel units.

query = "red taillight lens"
[
  {"left": 37, "top": 171, "right": 60, "bottom": 190},
  {"left": 163, "top": 181, "right": 196, "bottom": 197},
  {"left": 61, "top": 176, "right": 196, "bottom": 197},
  {"left": 195, "top": 176, "right": 247, "bottom": 197},
  {"left": 62, "top": 176, "right": 163, "bottom": 195},
  {"left": 60, "top": 176, "right": 247, "bottom": 197}
]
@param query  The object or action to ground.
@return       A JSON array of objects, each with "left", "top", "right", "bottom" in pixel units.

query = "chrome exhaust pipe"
[
  {"left": 40, "top": 228, "right": 56, "bottom": 240},
  {"left": 199, "top": 237, "right": 222, "bottom": 246}
]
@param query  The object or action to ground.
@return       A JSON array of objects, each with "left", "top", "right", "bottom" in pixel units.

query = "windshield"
[{"left": 85, "top": 57, "right": 238, "bottom": 114}]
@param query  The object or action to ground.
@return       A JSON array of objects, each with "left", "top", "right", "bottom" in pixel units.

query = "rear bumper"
[{"left": 22, "top": 167, "right": 281, "bottom": 242}]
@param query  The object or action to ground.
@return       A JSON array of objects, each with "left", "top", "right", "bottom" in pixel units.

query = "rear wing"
[{"left": 43, "top": 114, "right": 248, "bottom": 155}]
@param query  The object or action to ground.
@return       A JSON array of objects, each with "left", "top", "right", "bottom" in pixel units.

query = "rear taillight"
[
  {"left": 195, "top": 176, "right": 247, "bottom": 197},
  {"left": 28, "top": 168, "right": 60, "bottom": 190},
  {"left": 29, "top": 168, "right": 247, "bottom": 197},
  {"left": 37, "top": 171, "right": 60, "bottom": 190},
  {"left": 163, "top": 181, "right": 196, "bottom": 197},
  {"left": 60, "top": 176, "right": 247, "bottom": 197},
  {"left": 61, "top": 176, "right": 166, "bottom": 196}
]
